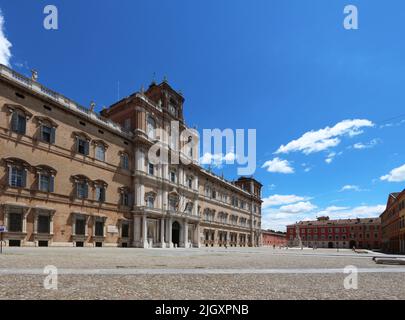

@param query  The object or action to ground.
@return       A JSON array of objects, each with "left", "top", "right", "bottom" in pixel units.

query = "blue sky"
[{"left": 1, "top": 0, "right": 405, "bottom": 231}]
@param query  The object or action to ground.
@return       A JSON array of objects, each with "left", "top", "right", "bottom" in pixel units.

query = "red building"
[
  {"left": 261, "top": 230, "right": 286, "bottom": 247},
  {"left": 286, "top": 216, "right": 382, "bottom": 250},
  {"left": 380, "top": 191, "right": 405, "bottom": 254}
]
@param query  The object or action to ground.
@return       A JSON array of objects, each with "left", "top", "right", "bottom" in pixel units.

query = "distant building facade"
[
  {"left": 380, "top": 190, "right": 405, "bottom": 254},
  {"left": 287, "top": 216, "right": 382, "bottom": 249},
  {"left": 261, "top": 230, "right": 286, "bottom": 247},
  {"left": 0, "top": 64, "right": 262, "bottom": 248}
]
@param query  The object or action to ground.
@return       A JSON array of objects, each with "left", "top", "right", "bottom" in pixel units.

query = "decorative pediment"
[
  {"left": 2, "top": 157, "right": 31, "bottom": 169},
  {"left": 5, "top": 104, "right": 33, "bottom": 119},
  {"left": 71, "top": 174, "right": 90, "bottom": 183},
  {"left": 33, "top": 115, "right": 58, "bottom": 128},
  {"left": 93, "top": 179, "right": 108, "bottom": 187},
  {"left": 92, "top": 139, "right": 109, "bottom": 149},
  {"left": 72, "top": 131, "right": 91, "bottom": 141},
  {"left": 35, "top": 164, "right": 57, "bottom": 175}
]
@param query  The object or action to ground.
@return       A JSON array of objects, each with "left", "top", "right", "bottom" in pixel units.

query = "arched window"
[{"left": 147, "top": 116, "right": 156, "bottom": 139}]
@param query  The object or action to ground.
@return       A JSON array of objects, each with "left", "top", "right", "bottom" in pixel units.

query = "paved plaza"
[{"left": 0, "top": 247, "right": 404, "bottom": 300}]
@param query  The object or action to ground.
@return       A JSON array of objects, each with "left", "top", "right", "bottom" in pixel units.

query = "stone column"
[
  {"left": 168, "top": 217, "right": 173, "bottom": 248},
  {"left": 142, "top": 215, "right": 148, "bottom": 248},
  {"left": 22, "top": 210, "right": 29, "bottom": 233},
  {"left": 49, "top": 213, "right": 54, "bottom": 235},
  {"left": 160, "top": 218, "right": 165, "bottom": 248},
  {"left": 184, "top": 220, "right": 189, "bottom": 248},
  {"left": 195, "top": 223, "right": 201, "bottom": 248}
]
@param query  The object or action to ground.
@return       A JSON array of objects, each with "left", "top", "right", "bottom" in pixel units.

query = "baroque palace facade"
[{"left": 0, "top": 64, "right": 262, "bottom": 248}]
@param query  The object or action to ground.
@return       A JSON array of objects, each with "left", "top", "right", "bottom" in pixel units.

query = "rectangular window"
[
  {"left": 41, "top": 125, "right": 55, "bottom": 144},
  {"left": 95, "top": 145, "right": 105, "bottom": 161},
  {"left": 122, "top": 192, "right": 129, "bottom": 206},
  {"left": 148, "top": 163, "right": 154, "bottom": 175},
  {"left": 75, "top": 218, "right": 86, "bottom": 235},
  {"left": 121, "top": 223, "right": 129, "bottom": 238},
  {"left": 37, "top": 215, "right": 50, "bottom": 234},
  {"left": 39, "top": 175, "right": 54, "bottom": 193},
  {"left": 95, "top": 221, "right": 104, "bottom": 237},
  {"left": 11, "top": 113, "right": 26, "bottom": 135},
  {"left": 146, "top": 196, "right": 154, "bottom": 208},
  {"left": 8, "top": 212, "right": 23, "bottom": 232},
  {"left": 77, "top": 138, "right": 89, "bottom": 155},
  {"left": 96, "top": 186, "right": 105, "bottom": 202},
  {"left": 9, "top": 167, "right": 26, "bottom": 188},
  {"left": 77, "top": 182, "right": 88, "bottom": 199},
  {"left": 121, "top": 154, "right": 129, "bottom": 170},
  {"left": 170, "top": 171, "right": 176, "bottom": 183}
]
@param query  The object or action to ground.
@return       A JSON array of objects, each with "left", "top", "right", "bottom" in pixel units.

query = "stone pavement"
[{"left": 0, "top": 247, "right": 404, "bottom": 299}]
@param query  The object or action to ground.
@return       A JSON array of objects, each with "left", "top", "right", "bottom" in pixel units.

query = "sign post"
[{"left": 0, "top": 226, "right": 7, "bottom": 254}]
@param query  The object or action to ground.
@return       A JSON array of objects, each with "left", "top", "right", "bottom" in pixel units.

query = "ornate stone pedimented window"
[
  {"left": 2, "top": 202, "right": 30, "bottom": 234},
  {"left": 119, "top": 151, "right": 130, "bottom": 170},
  {"left": 73, "top": 132, "right": 91, "bottom": 156},
  {"left": 168, "top": 191, "right": 179, "bottom": 211},
  {"left": 93, "top": 140, "right": 107, "bottom": 162},
  {"left": 3, "top": 157, "right": 31, "bottom": 188},
  {"left": 6, "top": 104, "right": 32, "bottom": 135},
  {"left": 35, "top": 165, "right": 57, "bottom": 193},
  {"left": 185, "top": 202, "right": 193, "bottom": 214},
  {"left": 71, "top": 174, "right": 90, "bottom": 199},
  {"left": 93, "top": 216, "right": 107, "bottom": 237},
  {"left": 93, "top": 179, "right": 108, "bottom": 203},
  {"left": 147, "top": 115, "right": 156, "bottom": 139},
  {"left": 34, "top": 116, "right": 57, "bottom": 144},
  {"left": 145, "top": 191, "right": 157, "bottom": 208},
  {"left": 119, "top": 186, "right": 132, "bottom": 207}
]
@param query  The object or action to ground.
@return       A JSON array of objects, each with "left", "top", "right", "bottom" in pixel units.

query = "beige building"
[{"left": 0, "top": 64, "right": 262, "bottom": 248}]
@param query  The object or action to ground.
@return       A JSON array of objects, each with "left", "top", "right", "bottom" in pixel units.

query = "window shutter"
[
  {"left": 84, "top": 183, "right": 88, "bottom": 199},
  {"left": 20, "top": 116, "right": 26, "bottom": 135},
  {"left": 50, "top": 127, "right": 56, "bottom": 144},
  {"left": 22, "top": 169, "right": 27, "bottom": 188},
  {"left": 75, "top": 182, "right": 79, "bottom": 198},
  {"left": 101, "top": 188, "right": 105, "bottom": 202},
  {"left": 84, "top": 141, "right": 89, "bottom": 156},
  {"left": 76, "top": 137, "right": 79, "bottom": 153},
  {"left": 11, "top": 112, "right": 18, "bottom": 132},
  {"left": 8, "top": 166, "right": 13, "bottom": 186},
  {"left": 50, "top": 176, "right": 55, "bottom": 193},
  {"left": 38, "top": 173, "right": 42, "bottom": 190}
]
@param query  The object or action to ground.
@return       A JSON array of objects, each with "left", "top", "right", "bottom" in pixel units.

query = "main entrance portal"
[{"left": 172, "top": 221, "right": 180, "bottom": 247}]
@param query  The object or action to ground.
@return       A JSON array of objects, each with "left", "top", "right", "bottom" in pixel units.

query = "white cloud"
[
  {"left": 380, "top": 163, "right": 405, "bottom": 182},
  {"left": 275, "top": 119, "right": 374, "bottom": 155},
  {"left": 262, "top": 157, "right": 294, "bottom": 174},
  {"left": 199, "top": 152, "right": 237, "bottom": 167},
  {"left": 340, "top": 185, "right": 360, "bottom": 192},
  {"left": 0, "top": 10, "right": 11, "bottom": 66},
  {"left": 262, "top": 194, "right": 309, "bottom": 208},
  {"left": 279, "top": 201, "right": 317, "bottom": 214},
  {"left": 352, "top": 138, "right": 380, "bottom": 150}
]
